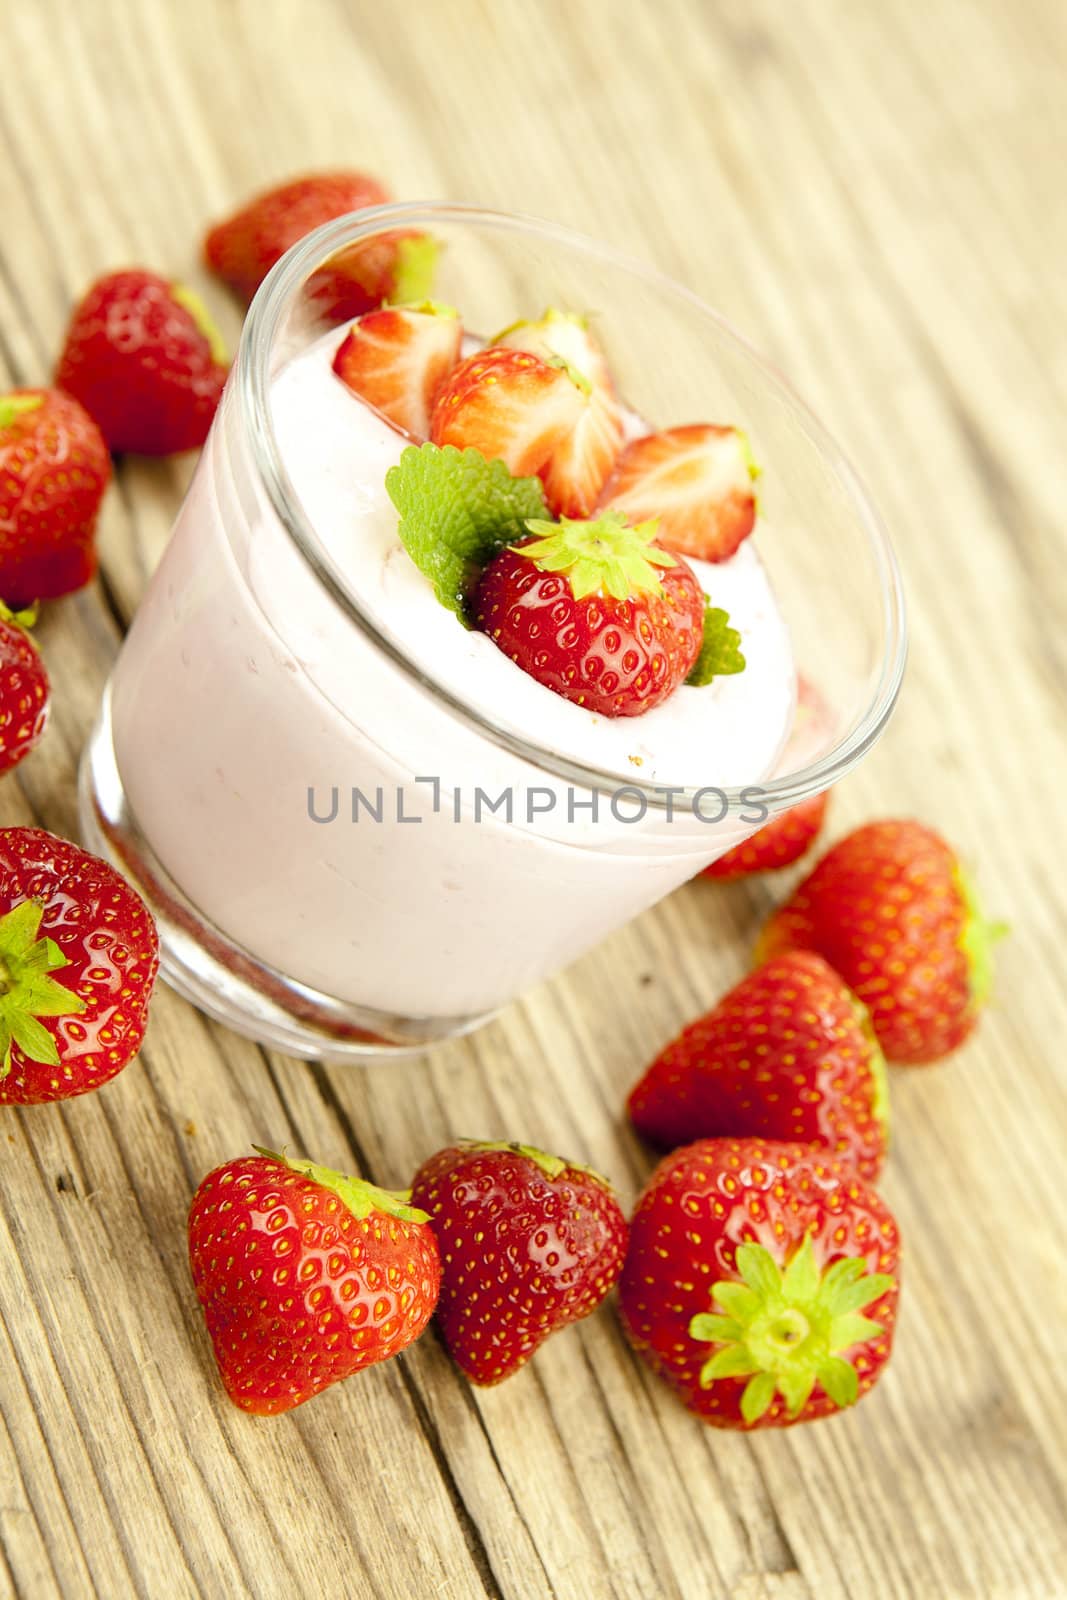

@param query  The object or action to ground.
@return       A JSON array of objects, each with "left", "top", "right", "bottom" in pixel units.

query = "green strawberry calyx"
[
  {"left": 252, "top": 1147, "right": 429, "bottom": 1223},
  {"left": 171, "top": 285, "right": 229, "bottom": 367},
  {"left": 458, "top": 1139, "right": 613, "bottom": 1187},
  {"left": 0, "top": 900, "right": 86, "bottom": 1079},
  {"left": 849, "top": 991, "right": 891, "bottom": 1143},
  {"left": 517, "top": 511, "right": 676, "bottom": 601},
  {"left": 0, "top": 599, "right": 39, "bottom": 632},
  {"left": 0, "top": 394, "right": 44, "bottom": 430},
  {"left": 688, "top": 1232, "right": 895, "bottom": 1424},
  {"left": 955, "top": 865, "right": 1008, "bottom": 1008}
]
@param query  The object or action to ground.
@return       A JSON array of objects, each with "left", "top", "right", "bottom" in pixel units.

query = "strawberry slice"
[
  {"left": 497, "top": 310, "right": 624, "bottom": 517},
  {"left": 332, "top": 303, "right": 462, "bottom": 439},
  {"left": 429, "top": 346, "right": 586, "bottom": 479},
  {"left": 600, "top": 423, "right": 759, "bottom": 562}
]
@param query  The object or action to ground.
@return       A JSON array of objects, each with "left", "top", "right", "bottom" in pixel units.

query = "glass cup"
[{"left": 79, "top": 203, "right": 906, "bottom": 1060}]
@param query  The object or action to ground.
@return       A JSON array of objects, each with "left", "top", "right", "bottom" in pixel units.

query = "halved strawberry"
[
  {"left": 497, "top": 310, "right": 624, "bottom": 517},
  {"left": 332, "top": 303, "right": 462, "bottom": 439},
  {"left": 600, "top": 424, "right": 759, "bottom": 562},
  {"left": 429, "top": 347, "right": 586, "bottom": 479}
]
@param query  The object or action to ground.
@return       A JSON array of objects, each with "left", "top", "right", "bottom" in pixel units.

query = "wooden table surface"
[{"left": 2, "top": 1, "right": 1066, "bottom": 1596}]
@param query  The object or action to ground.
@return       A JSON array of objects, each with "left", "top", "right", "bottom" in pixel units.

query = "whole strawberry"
[
  {"left": 189, "top": 1150, "right": 441, "bottom": 1414},
  {"left": 618, "top": 1138, "right": 900, "bottom": 1429},
  {"left": 204, "top": 172, "right": 435, "bottom": 321},
  {"left": 0, "top": 389, "right": 111, "bottom": 604},
  {"left": 204, "top": 172, "right": 390, "bottom": 303},
  {"left": 0, "top": 827, "right": 159, "bottom": 1104},
  {"left": 0, "top": 604, "right": 49, "bottom": 775},
  {"left": 628, "top": 952, "right": 889, "bottom": 1180},
  {"left": 473, "top": 512, "right": 704, "bottom": 717},
  {"left": 55, "top": 270, "right": 229, "bottom": 455},
  {"left": 757, "top": 820, "right": 1006, "bottom": 1063},
  {"left": 410, "top": 1140, "right": 628, "bottom": 1385},
  {"left": 703, "top": 791, "right": 830, "bottom": 881}
]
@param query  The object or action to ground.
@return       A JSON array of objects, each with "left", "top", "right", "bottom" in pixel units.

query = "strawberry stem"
[
  {"left": 689, "top": 1232, "right": 895, "bottom": 1423},
  {"left": 516, "top": 511, "right": 676, "bottom": 602},
  {"left": 252, "top": 1147, "right": 430, "bottom": 1223},
  {"left": 0, "top": 901, "right": 86, "bottom": 1079}
]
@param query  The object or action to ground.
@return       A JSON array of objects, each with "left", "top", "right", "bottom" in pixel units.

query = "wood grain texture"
[{"left": 1, "top": 0, "right": 1065, "bottom": 1596}]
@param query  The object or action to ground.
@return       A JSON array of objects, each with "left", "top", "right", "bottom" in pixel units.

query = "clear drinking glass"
[{"left": 79, "top": 203, "right": 906, "bottom": 1060}]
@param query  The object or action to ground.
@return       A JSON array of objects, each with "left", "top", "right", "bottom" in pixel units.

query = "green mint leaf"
[
  {"left": 385, "top": 442, "right": 548, "bottom": 623},
  {"left": 686, "top": 600, "right": 746, "bottom": 686}
]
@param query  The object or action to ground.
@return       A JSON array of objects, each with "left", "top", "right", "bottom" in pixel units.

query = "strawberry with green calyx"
[
  {"left": 203, "top": 172, "right": 438, "bottom": 320},
  {"left": 601, "top": 423, "right": 759, "bottom": 562},
  {"left": 0, "top": 600, "right": 50, "bottom": 776},
  {"left": 689, "top": 1230, "right": 895, "bottom": 1425},
  {"left": 386, "top": 441, "right": 548, "bottom": 621},
  {"left": 55, "top": 270, "right": 229, "bottom": 455},
  {"left": 757, "top": 819, "right": 1007, "bottom": 1064},
  {"left": 410, "top": 1139, "right": 628, "bottom": 1385},
  {"left": 617, "top": 1137, "right": 900, "bottom": 1429},
  {"left": 627, "top": 951, "right": 889, "bottom": 1180},
  {"left": 495, "top": 308, "right": 624, "bottom": 516},
  {"left": 474, "top": 511, "right": 707, "bottom": 716},
  {"left": 333, "top": 302, "right": 462, "bottom": 438},
  {"left": 188, "top": 1149, "right": 441, "bottom": 1415},
  {"left": 0, "top": 388, "right": 112, "bottom": 604},
  {"left": 0, "top": 827, "right": 158, "bottom": 1104}
]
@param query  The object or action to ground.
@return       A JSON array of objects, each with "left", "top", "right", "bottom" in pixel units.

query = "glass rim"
[{"left": 236, "top": 200, "right": 907, "bottom": 812}]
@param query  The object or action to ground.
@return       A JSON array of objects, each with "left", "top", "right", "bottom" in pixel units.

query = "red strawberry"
[
  {"left": 601, "top": 424, "right": 759, "bottom": 561},
  {"left": 189, "top": 1150, "right": 441, "bottom": 1415},
  {"left": 0, "top": 827, "right": 159, "bottom": 1104},
  {"left": 703, "top": 791, "right": 830, "bottom": 881},
  {"left": 0, "top": 603, "right": 49, "bottom": 775},
  {"left": 410, "top": 1140, "right": 628, "bottom": 1385},
  {"left": 628, "top": 952, "right": 889, "bottom": 1180},
  {"left": 204, "top": 170, "right": 391, "bottom": 307},
  {"left": 618, "top": 1138, "right": 900, "bottom": 1429},
  {"left": 757, "top": 820, "right": 1006, "bottom": 1064},
  {"left": 55, "top": 271, "right": 229, "bottom": 456},
  {"left": 0, "top": 389, "right": 111, "bottom": 604},
  {"left": 497, "top": 310, "right": 624, "bottom": 516},
  {"left": 430, "top": 346, "right": 586, "bottom": 479},
  {"left": 332, "top": 303, "right": 462, "bottom": 439},
  {"left": 473, "top": 512, "right": 704, "bottom": 717}
]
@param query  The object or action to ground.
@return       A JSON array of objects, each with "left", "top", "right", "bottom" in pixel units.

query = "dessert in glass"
[{"left": 79, "top": 204, "right": 906, "bottom": 1060}]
